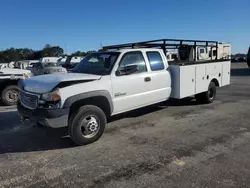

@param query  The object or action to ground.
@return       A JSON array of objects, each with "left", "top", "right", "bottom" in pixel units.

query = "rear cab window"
[{"left": 146, "top": 51, "right": 165, "bottom": 71}]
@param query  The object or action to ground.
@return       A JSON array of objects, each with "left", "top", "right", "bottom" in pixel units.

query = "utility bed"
[{"left": 169, "top": 60, "right": 230, "bottom": 99}]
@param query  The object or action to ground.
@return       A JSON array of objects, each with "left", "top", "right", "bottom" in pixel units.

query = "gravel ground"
[{"left": 0, "top": 62, "right": 250, "bottom": 188}]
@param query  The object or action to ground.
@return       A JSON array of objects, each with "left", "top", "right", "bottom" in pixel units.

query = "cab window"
[
  {"left": 146, "top": 51, "right": 164, "bottom": 71},
  {"left": 118, "top": 52, "right": 147, "bottom": 74}
]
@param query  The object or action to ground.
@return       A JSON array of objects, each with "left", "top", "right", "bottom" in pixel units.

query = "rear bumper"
[{"left": 17, "top": 102, "right": 69, "bottom": 128}]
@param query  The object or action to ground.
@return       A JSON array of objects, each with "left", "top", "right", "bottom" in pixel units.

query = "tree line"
[
  {"left": 1, "top": 44, "right": 246, "bottom": 63},
  {"left": 0, "top": 44, "right": 96, "bottom": 63}
]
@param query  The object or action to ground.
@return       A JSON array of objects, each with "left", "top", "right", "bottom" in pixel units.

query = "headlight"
[
  {"left": 41, "top": 89, "right": 61, "bottom": 101},
  {"left": 23, "top": 73, "right": 29, "bottom": 79},
  {"left": 28, "top": 72, "right": 34, "bottom": 77}
]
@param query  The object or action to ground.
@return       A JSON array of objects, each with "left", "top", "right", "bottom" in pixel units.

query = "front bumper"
[{"left": 17, "top": 102, "right": 69, "bottom": 128}]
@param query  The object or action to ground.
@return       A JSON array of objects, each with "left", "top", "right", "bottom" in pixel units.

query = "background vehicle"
[
  {"left": 17, "top": 38, "right": 231, "bottom": 146},
  {"left": 0, "top": 68, "right": 32, "bottom": 105},
  {"left": 234, "top": 57, "right": 247, "bottom": 62},
  {"left": 39, "top": 57, "right": 60, "bottom": 63},
  {"left": 59, "top": 56, "right": 84, "bottom": 71},
  {"left": 247, "top": 47, "right": 250, "bottom": 68},
  {"left": 168, "top": 43, "right": 231, "bottom": 62},
  {"left": 26, "top": 62, "right": 67, "bottom": 76},
  {"left": 166, "top": 52, "right": 178, "bottom": 61}
]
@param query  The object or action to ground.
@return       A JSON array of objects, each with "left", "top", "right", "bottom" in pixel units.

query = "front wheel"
[
  {"left": 1, "top": 85, "right": 20, "bottom": 106},
  {"left": 195, "top": 82, "right": 217, "bottom": 104},
  {"left": 68, "top": 105, "right": 106, "bottom": 146}
]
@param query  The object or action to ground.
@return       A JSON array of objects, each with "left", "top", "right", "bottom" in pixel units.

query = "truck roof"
[
  {"left": 104, "top": 48, "right": 164, "bottom": 53},
  {"left": 102, "top": 38, "right": 219, "bottom": 50}
]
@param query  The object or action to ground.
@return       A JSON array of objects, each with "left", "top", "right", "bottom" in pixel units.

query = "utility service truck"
[{"left": 17, "top": 39, "right": 231, "bottom": 146}]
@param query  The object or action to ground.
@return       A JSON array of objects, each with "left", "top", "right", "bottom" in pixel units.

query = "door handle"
[{"left": 144, "top": 77, "right": 151, "bottom": 82}]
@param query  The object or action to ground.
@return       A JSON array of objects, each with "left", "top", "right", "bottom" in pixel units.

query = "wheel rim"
[
  {"left": 5, "top": 90, "right": 19, "bottom": 103},
  {"left": 80, "top": 115, "right": 100, "bottom": 138},
  {"left": 208, "top": 87, "right": 214, "bottom": 99}
]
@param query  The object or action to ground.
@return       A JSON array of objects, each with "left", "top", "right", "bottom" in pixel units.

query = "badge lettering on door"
[{"left": 114, "top": 92, "right": 126, "bottom": 97}]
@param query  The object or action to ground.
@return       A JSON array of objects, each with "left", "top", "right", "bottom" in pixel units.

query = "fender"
[{"left": 63, "top": 90, "right": 114, "bottom": 114}]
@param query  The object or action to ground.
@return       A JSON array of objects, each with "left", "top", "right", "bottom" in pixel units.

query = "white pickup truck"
[{"left": 17, "top": 39, "right": 231, "bottom": 146}]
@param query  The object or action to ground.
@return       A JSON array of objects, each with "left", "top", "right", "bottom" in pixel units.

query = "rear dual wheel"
[{"left": 195, "top": 82, "right": 217, "bottom": 104}]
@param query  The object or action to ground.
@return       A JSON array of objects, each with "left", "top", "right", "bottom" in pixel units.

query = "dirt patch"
[
  {"left": 106, "top": 120, "right": 156, "bottom": 134},
  {"left": 89, "top": 161, "right": 164, "bottom": 188},
  {"left": 128, "top": 135, "right": 159, "bottom": 145}
]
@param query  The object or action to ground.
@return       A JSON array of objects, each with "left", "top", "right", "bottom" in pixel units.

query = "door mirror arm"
[{"left": 116, "top": 65, "right": 139, "bottom": 76}]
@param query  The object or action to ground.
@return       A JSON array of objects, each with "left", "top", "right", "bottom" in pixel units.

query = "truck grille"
[{"left": 20, "top": 91, "right": 39, "bottom": 109}]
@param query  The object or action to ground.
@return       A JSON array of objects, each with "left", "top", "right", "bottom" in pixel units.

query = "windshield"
[
  {"left": 72, "top": 52, "right": 120, "bottom": 75},
  {"left": 43, "top": 63, "right": 59, "bottom": 67}
]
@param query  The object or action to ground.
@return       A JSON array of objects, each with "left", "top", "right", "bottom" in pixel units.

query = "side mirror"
[{"left": 116, "top": 64, "right": 139, "bottom": 76}]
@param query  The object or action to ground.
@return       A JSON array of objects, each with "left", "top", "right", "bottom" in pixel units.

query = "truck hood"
[{"left": 22, "top": 73, "right": 101, "bottom": 93}]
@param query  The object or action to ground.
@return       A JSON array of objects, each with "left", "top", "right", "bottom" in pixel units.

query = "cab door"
[
  {"left": 111, "top": 51, "right": 153, "bottom": 114},
  {"left": 144, "top": 51, "right": 171, "bottom": 102}
]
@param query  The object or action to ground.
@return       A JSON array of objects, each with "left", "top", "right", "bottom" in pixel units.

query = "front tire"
[
  {"left": 1, "top": 85, "right": 19, "bottom": 106},
  {"left": 195, "top": 82, "right": 217, "bottom": 104},
  {"left": 68, "top": 105, "right": 106, "bottom": 146}
]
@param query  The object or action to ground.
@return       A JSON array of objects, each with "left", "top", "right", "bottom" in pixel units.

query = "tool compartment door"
[
  {"left": 222, "top": 61, "right": 231, "bottom": 86},
  {"left": 195, "top": 64, "right": 207, "bottom": 94},
  {"left": 206, "top": 63, "right": 223, "bottom": 86},
  {"left": 169, "top": 65, "right": 195, "bottom": 99},
  {"left": 179, "top": 65, "right": 196, "bottom": 98}
]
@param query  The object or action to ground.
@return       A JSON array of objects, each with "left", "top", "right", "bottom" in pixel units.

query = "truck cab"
[{"left": 18, "top": 49, "right": 172, "bottom": 114}]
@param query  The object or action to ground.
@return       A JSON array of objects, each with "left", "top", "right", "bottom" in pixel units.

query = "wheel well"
[
  {"left": 0, "top": 80, "right": 19, "bottom": 91},
  {"left": 69, "top": 96, "right": 111, "bottom": 118},
  {"left": 211, "top": 78, "right": 219, "bottom": 87}
]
